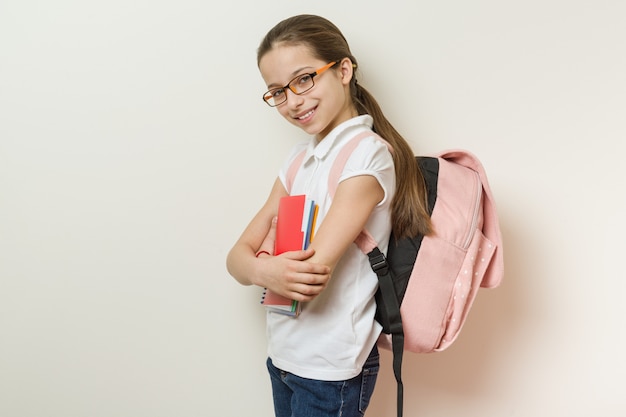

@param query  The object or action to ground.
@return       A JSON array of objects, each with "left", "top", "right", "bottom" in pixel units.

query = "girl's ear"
[{"left": 338, "top": 57, "right": 355, "bottom": 86}]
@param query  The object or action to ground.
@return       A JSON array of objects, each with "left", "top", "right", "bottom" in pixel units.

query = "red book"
[{"left": 261, "top": 195, "right": 317, "bottom": 316}]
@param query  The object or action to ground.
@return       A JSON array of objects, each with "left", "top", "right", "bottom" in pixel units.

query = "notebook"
[{"left": 261, "top": 194, "right": 318, "bottom": 317}]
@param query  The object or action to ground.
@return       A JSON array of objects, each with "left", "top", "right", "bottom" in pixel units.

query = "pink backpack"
[{"left": 287, "top": 131, "right": 504, "bottom": 417}]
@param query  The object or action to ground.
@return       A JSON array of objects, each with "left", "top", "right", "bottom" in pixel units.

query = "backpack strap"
[
  {"left": 284, "top": 150, "right": 307, "bottom": 194},
  {"left": 368, "top": 248, "right": 405, "bottom": 417}
]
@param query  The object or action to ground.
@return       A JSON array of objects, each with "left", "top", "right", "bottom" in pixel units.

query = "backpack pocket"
[
  {"left": 434, "top": 229, "right": 496, "bottom": 351},
  {"left": 398, "top": 228, "right": 496, "bottom": 353}
]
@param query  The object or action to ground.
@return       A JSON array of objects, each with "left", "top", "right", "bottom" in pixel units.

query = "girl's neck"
[
  {"left": 315, "top": 110, "right": 360, "bottom": 143},
  {"left": 316, "top": 108, "right": 359, "bottom": 143}
]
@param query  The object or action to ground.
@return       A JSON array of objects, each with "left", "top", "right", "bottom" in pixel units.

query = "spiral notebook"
[{"left": 261, "top": 194, "right": 318, "bottom": 317}]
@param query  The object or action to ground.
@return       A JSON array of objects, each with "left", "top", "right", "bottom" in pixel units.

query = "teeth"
[{"left": 297, "top": 110, "right": 314, "bottom": 120}]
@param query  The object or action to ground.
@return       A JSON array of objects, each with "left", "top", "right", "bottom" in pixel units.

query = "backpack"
[{"left": 286, "top": 130, "right": 504, "bottom": 417}]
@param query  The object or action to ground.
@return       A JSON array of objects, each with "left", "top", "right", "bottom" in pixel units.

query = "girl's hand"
[
  {"left": 255, "top": 249, "right": 331, "bottom": 302},
  {"left": 255, "top": 216, "right": 331, "bottom": 301}
]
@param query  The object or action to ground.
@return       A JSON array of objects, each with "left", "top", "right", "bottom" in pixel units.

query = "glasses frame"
[{"left": 262, "top": 61, "right": 338, "bottom": 107}]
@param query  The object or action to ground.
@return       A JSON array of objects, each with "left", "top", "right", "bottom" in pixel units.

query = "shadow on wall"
[{"left": 367, "top": 205, "right": 534, "bottom": 415}]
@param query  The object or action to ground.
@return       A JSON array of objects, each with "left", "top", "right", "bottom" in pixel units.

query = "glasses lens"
[
  {"left": 289, "top": 74, "right": 314, "bottom": 95},
  {"left": 263, "top": 72, "right": 317, "bottom": 107},
  {"left": 264, "top": 89, "right": 286, "bottom": 107}
]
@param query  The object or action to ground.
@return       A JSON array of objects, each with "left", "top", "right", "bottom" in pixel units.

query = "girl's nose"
[{"left": 285, "top": 89, "right": 303, "bottom": 107}]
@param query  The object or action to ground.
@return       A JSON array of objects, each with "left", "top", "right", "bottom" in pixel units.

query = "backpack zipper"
[{"left": 463, "top": 170, "right": 482, "bottom": 249}]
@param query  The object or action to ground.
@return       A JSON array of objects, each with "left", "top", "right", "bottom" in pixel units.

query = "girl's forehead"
[
  {"left": 259, "top": 44, "right": 322, "bottom": 83},
  {"left": 263, "top": 42, "right": 315, "bottom": 61}
]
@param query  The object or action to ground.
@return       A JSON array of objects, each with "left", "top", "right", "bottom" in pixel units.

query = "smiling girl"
[{"left": 226, "top": 14, "right": 431, "bottom": 417}]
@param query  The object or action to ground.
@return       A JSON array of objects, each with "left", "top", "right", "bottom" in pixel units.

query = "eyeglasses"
[{"left": 262, "top": 61, "right": 337, "bottom": 107}]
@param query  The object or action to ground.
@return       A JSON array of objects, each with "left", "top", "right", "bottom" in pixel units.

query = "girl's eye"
[
  {"left": 271, "top": 88, "right": 285, "bottom": 98},
  {"left": 297, "top": 74, "right": 312, "bottom": 86}
]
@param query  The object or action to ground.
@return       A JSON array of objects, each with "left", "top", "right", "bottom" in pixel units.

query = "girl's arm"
[
  {"left": 306, "top": 174, "right": 385, "bottom": 275},
  {"left": 226, "top": 178, "right": 332, "bottom": 302}
]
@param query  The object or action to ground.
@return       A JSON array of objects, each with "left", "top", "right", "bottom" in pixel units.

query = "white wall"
[{"left": 1, "top": 1, "right": 624, "bottom": 416}]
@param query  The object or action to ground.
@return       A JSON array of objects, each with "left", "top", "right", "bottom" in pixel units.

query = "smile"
[{"left": 296, "top": 109, "right": 315, "bottom": 121}]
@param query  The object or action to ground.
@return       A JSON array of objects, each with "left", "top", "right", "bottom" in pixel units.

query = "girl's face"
[{"left": 259, "top": 44, "right": 356, "bottom": 141}]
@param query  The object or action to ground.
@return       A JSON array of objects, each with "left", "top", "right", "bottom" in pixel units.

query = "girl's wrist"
[{"left": 251, "top": 251, "right": 271, "bottom": 288}]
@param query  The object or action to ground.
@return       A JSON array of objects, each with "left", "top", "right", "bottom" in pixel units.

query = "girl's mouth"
[{"left": 295, "top": 108, "right": 315, "bottom": 121}]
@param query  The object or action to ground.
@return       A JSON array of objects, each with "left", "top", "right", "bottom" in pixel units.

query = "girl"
[{"left": 226, "top": 14, "right": 431, "bottom": 417}]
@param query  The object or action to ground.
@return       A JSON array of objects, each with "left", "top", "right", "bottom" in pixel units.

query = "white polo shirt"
[{"left": 268, "top": 114, "right": 395, "bottom": 381}]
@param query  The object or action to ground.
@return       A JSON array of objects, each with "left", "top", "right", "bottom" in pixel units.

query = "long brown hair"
[{"left": 258, "top": 14, "right": 432, "bottom": 238}]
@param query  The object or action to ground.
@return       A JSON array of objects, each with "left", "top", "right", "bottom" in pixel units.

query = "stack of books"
[{"left": 261, "top": 194, "right": 318, "bottom": 317}]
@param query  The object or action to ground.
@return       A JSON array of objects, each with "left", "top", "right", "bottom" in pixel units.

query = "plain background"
[{"left": 1, "top": 1, "right": 625, "bottom": 416}]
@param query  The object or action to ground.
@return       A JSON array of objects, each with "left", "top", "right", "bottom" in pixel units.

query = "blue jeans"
[{"left": 266, "top": 345, "right": 379, "bottom": 417}]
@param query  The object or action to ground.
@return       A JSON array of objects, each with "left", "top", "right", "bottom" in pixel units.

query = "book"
[{"left": 261, "top": 194, "right": 318, "bottom": 317}]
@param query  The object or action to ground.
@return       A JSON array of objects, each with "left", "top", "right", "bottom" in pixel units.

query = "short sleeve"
[{"left": 338, "top": 136, "right": 396, "bottom": 206}]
